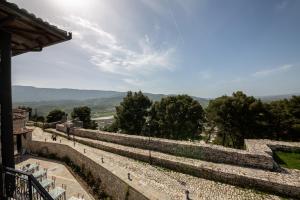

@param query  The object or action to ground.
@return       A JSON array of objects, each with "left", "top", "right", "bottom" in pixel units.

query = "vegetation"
[
  {"left": 31, "top": 115, "right": 45, "bottom": 122},
  {"left": 113, "top": 91, "right": 152, "bottom": 134},
  {"left": 71, "top": 106, "right": 97, "bottom": 129},
  {"left": 207, "top": 92, "right": 300, "bottom": 148},
  {"left": 16, "top": 87, "right": 300, "bottom": 148},
  {"left": 146, "top": 95, "right": 205, "bottom": 139},
  {"left": 109, "top": 92, "right": 205, "bottom": 140},
  {"left": 46, "top": 109, "right": 66, "bottom": 123},
  {"left": 12, "top": 86, "right": 209, "bottom": 118},
  {"left": 274, "top": 151, "right": 300, "bottom": 170}
]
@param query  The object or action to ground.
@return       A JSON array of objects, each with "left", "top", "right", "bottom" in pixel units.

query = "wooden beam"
[
  {"left": 0, "top": 30, "right": 15, "bottom": 197},
  {"left": 0, "top": 16, "right": 15, "bottom": 27},
  {"left": 4, "top": 26, "right": 47, "bottom": 35}
]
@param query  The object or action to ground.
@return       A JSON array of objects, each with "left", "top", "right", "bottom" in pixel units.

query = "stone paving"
[
  {"left": 46, "top": 128, "right": 300, "bottom": 193},
  {"left": 16, "top": 156, "right": 94, "bottom": 200},
  {"left": 30, "top": 127, "right": 286, "bottom": 200}
]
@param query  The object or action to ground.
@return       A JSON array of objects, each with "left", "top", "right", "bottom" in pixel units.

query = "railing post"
[{"left": 28, "top": 176, "right": 33, "bottom": 200}]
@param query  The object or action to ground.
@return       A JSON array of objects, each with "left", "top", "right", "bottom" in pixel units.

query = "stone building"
[{"left": 12, "top": 108, "right": 32, "bottom": 155}]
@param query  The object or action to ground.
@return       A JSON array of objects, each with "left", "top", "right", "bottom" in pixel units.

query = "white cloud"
[
  {"left": 252, "top": 64, "right": 295, "bottom": 77},
  {"left": 276, "top": 0, "right": 288, "bottom": 10},
  {"left": 63, "top": 16, "right": 176, "bottom": 77},
  {"left": 122, "top": 78, "right": 144, "bottom": 86}
]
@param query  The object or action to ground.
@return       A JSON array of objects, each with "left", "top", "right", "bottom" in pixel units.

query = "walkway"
[{"left": 32, "top": 127, "right": 282, "bottom": 200}]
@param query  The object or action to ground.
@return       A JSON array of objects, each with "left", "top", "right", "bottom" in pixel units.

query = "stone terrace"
[
  {"left": 28, "top": 127, "right": 286, "bottom": 200},
  {"left": 45, "top": 128, "right": 300, "bottom": 198}
]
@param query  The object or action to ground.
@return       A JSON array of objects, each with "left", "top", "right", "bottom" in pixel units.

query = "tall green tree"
[
  {"left": 206, "top": 91, "right": 267, "bottom": 148},
  {"left": 46, "top": 109, "right": 66, "bottom": 123},
  {"left": 147, "top": 95, "right": 205, "bottom": 139},
  {"left": 265, "top": 96, "right": 300, "bottom": 140},
  {"left": 71, "top": 106, "right": 97, "bottom": 129},
  {"left": 114, "top": 91, "right": 152, "bottom": 134}
]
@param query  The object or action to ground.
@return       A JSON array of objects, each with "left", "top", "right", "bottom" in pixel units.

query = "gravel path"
[{"left": 32, "top": 127, "right": 284, "bottom": 200}]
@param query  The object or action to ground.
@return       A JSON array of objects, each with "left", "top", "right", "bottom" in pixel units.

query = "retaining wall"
[
  {"left": 56, "top": 125, "right": 276, "bottom": 170},
  {"left": 28, "top": 141, "right": 164, "bottom": 200},
  {"left": 29, "top": 138, "right": 300, "bottom": 199}
]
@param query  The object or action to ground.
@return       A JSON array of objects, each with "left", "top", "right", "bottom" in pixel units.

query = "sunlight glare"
[{"left": 53, "top": 0, "right": 88, "bottom": 10}]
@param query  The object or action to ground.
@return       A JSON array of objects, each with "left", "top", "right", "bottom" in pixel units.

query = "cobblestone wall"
[
  {"left": 28, "top": 141, "right": 162, "bottom": 200},
  {"left": 28, "top": 139, "right": 300, "bottom": 199},
  {"left": 67, "top": 128, "right": 276, "bottom": 170}
]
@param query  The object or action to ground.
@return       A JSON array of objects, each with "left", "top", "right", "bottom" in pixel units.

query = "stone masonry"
[
  {"left": 28, "top": 128, "right": 292, "bottom": 200},
  {"left": 55, "top": 125, "right": 300, "bottom": 171},
  {"left": 48, "top": 126, "right": 300, "bottom": 198}
]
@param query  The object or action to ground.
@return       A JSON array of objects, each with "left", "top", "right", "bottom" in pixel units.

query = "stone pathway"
[
  {"left": 46, "top": 128, "right": 300, "bottom": 192},
  {"left": 30, "top": 127, "right": 286, "bottom": 200}
]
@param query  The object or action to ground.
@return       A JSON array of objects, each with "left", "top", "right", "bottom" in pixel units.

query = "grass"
[{"left": 274, "top": 151, "right": 300, "bottom": 170}]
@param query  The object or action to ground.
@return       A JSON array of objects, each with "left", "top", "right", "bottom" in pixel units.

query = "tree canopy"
[
  {"left": 46, "top": 109, "right": 66, "bottom": 123},
  {"left": 207, "top": 92, "right": 300, "bottom": 148},
  {"left": 114, "top": 91, "right": 151, "bottom": 134},
  {"left": 146, "top": 95, "right": 205, "bottom": 139},
  {"left": 71, "top": 106, "right": 97, "bottom": 129}
]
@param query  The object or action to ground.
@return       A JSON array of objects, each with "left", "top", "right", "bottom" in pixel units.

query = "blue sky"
[{"left": 10, "top": 0, "right": 300, "bottom": 97}]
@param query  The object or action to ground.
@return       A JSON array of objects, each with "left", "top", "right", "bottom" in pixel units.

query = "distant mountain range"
[{"left": 12, "top": 85, "right": 299, "bottom": 117}]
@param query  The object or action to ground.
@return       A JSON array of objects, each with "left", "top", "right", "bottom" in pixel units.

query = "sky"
[{"left": 10, "top": 0, "right": 300, "bottom": 98}]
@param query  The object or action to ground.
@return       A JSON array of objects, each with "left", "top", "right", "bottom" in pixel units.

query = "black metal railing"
[{"left": 2, "top": 167, "right": 54, "bottom": 200}]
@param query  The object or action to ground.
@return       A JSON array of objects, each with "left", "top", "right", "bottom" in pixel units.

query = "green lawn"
[{"left": 274, "top": 151, "right": 300, "bottom": 170}]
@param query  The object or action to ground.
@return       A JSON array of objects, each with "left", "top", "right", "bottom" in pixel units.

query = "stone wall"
[
  {"left": 28, "top": 141, "right": 164, "bottom": 200},
  {"left": 64, "top": 128, "right": 276, "bottom": 170},
  {"left": 29, "top": 138, "right": 300, "bottom": 199},
  {"left": 34, "top": 121, "right": 59, "bottom": 129}
]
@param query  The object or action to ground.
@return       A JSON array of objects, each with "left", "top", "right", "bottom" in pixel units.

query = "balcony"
[{"left": 2, "top": 167, "right": 54, "bottom": 200}]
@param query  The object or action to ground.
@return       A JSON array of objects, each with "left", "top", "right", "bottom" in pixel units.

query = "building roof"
[
  {"left": 12, "top": 108, "right": 26, "bottom": 113},
  {"left": 13, "top": 127, "right": 33, "bottom": 135},
  {"left": 13, "top": 113, "right": 25, "bottom": 120},
  {"left": 0, "top": 0, "right": 72, "bottom": 56}
]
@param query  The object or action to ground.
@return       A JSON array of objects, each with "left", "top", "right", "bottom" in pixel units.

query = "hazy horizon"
[
  {"left": 12, "top": 85, "right": 300, "bottom": 99},
  {"left": 9, "top": 0, "right": 300, "bottom": 98}
]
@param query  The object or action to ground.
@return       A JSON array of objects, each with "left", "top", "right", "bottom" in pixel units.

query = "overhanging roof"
[{"left": 0, "top": 0, "right": 72, "bottom": 56}]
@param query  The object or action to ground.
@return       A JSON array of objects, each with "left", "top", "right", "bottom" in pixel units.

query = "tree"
[
  {"left": 36, "top": 116, "right": 45, "bottom": 122},
  {"left": 114, "top": 91, "right": 152, "bottom": 134},
  {"left": 46, "top": 109, "right": 66, "bottom": 123},
  {"left": 206, "top": 91, "right": 267, "bottom": 148},
  {"left": 71, "top": 106, "right": 97, "bottom": 129},
  {"left": 265, "top": 96, "right": 300, "bottom": 140},
  {"left": 147, "top": 95, "right": 205, "bottom": 140},
  {"left": 288, "top": 96, "right": 300, "bottom": 121}
]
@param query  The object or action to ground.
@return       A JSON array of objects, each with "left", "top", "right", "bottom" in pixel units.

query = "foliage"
[
  {"left": 265, "top": 96, "right": 300, "bottom": 140},
  {"left": 146, "top": 95, "right": 205, "bottom": 140},
  {"left": 114, "top": 91, "right": 152, "bottom": 134},
  {"left": 207, "top": 91, "right": 268, "bottom": 148},
  {"left": 71, "top": 106, "right": 97, "bottom": 129},
  {"left": 36, "top": 115, "right": 45, "bottom": 122},
  {"left": 207, "top": 92, "right": 300, "bottom": 148},
  {"left": 46, "top": 109, "right": 66, "bottom": 123},
  {"left": 101, "top": 122, "right": 119, "bottom": 132}
]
